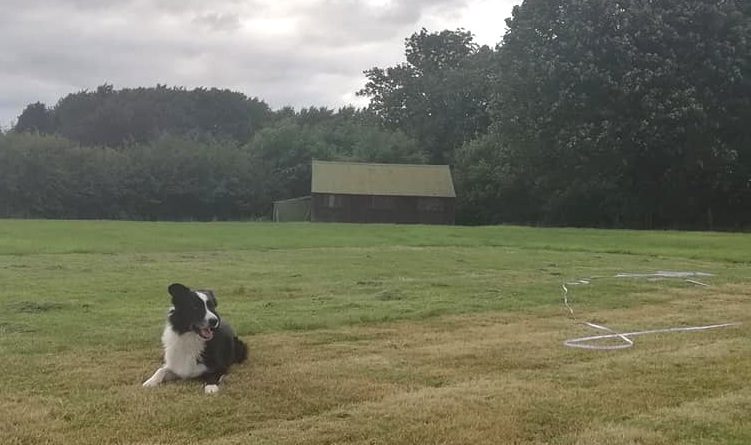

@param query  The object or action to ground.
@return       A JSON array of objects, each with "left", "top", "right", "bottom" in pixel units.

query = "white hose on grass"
[{"left": 561, "top": 272, "right": 740, "bottom": 350}]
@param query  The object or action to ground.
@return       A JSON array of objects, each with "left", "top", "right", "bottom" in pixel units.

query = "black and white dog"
[{"left": 143, "top": 283, "right": 248, "bottom": 394}]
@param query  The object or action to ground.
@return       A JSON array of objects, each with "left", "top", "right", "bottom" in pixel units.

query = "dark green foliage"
[
  {"left": 359, "top": 29, "right": 494, "bottom": 164},
  {"left": 15, "top": 102, "right": 54, "bottom": 134},
  {"left": 5, "top": 85, "right": 426, "bottom": 220},
  {"left": 0, "top": 132, "right": 267, "bottom": 220},
  {"left": 454, "top": 132, "right": 537, "bottom": 225},
  {"left": 456, "top": 0, "right": 751, "bottom": 228},
  {"left": 39, "top": 84, "right": 272, "bottom": 146},
  {"left": 116, "top": 136, "right": 264, "bottom": 220},
  {"left": 0, "top": 108, "right": 423, "bottom": 220}
]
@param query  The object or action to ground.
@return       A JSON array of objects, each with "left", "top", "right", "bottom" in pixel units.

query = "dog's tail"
[{"left": 233, "top": 336, "right": 248, "bottom": 364}]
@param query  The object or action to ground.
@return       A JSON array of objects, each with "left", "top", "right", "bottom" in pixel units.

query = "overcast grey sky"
[{"left": 0, "top": 0, "right": 519, "bottom": 129}]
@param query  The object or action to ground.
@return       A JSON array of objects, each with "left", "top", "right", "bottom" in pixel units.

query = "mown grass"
[
  {"left": 0, "top": 220, "right": 749, "bottom": 444},
  {"left": 2, "top": 219, "right": 750, "bottom": 262}
]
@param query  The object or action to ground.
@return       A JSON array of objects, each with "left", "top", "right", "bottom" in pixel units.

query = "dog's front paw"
[
  {"left": 204, "top": 384, "right": 219, "bottom": 394},
  {"left": 142, "top": 379, "right": 159, "bottom": 388}
]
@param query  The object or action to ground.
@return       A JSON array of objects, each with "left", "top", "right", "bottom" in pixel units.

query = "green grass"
[
  {"left": 2, "top": 219, "right": 750, "bottom": 262},
  {"left": 1, "top": 220, "right": 749, "bottom": 444}
]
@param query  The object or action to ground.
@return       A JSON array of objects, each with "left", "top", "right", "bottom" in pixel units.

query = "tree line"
[
  {"left": 0, "top": 106, "right": 422, "bottom": 220},
  {"left": 2, "top": 0, "right": 750, "bottom": 228}
]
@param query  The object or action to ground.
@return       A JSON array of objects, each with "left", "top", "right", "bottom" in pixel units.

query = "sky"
[{"left": 0, "top": 0, "right": 520, "bottom": 129}]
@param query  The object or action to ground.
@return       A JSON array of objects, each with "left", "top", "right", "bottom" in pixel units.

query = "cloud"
[
  {"left": 193, "top": 12, "right": 242, "bottom": 32},
  {"left": 0, "top": 0, "right": 517, "bottom": 129}
]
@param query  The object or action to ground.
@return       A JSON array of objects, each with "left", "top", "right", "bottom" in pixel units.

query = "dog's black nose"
[{"left": 209, "top": 318, "right": 219, "bottom": 328}]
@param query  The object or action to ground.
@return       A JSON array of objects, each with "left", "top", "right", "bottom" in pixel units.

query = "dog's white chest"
[{"left": 162, "top": 325, "right": 208, "bottom": 378}]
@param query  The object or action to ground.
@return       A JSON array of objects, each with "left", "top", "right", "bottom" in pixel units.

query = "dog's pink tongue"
[{"left": 200, "top": 328, "right": 213, "bottom": 340}]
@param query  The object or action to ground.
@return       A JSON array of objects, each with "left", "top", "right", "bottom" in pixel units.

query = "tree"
[
  {"left": 461, "top": 0, "right": 751, "bottom": 228},
  {"left": 15, "top": 102, "right": 54, "bottom": 134},
  {"left": 49, "top": 85, "right": 272, "bottom": 146},
  {"left": 358, "top": 29, "right": 495, "bottom": 164}
]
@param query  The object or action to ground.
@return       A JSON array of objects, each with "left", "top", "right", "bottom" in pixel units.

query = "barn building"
[{"left": 310, "top": 160, "right": 456, "bottom": 224}]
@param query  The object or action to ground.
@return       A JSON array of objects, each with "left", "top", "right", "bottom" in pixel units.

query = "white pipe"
[{"left": 561, "top": 273, "right": 740, "bottom": 350}]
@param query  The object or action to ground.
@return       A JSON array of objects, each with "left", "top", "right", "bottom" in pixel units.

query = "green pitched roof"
[{"left": 311, "top": 160, "right": 456, "bottom": 198}]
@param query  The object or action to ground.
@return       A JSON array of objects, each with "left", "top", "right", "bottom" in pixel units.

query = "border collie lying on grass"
[{"left": 143, "top": 283, "right": 248, "bottom": 394}]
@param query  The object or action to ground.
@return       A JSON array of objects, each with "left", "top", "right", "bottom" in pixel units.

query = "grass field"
[{"left": 1, "top": 220, "right": 749, "bottom": 444}]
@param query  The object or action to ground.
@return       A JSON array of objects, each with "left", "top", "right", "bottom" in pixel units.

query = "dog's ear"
[
  {"left": 203, "top": 290, "right": 217, "bottom": 308},
  {"left": 168, "top": 283, "right": 191, "bottom": 304}
]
